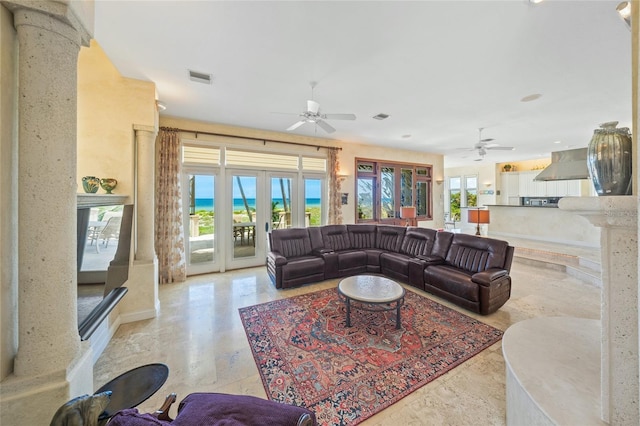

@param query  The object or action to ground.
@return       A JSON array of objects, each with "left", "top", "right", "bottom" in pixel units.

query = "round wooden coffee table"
[{"left": 338, "top": 275, "right": 406, "bottom": 329}]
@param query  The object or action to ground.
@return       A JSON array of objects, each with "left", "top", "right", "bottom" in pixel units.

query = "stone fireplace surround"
[{"left": 503, "top": 196, "right": 638, "bottom": 425}]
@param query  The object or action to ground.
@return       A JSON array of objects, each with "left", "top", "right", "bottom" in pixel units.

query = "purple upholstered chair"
[{"left": 108, "top": 393, "right": 316, "bottom": 426}]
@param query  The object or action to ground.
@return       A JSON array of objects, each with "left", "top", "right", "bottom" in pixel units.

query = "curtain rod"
[{"left": 160, "top": 126, "right": 342, "bottom": 151}]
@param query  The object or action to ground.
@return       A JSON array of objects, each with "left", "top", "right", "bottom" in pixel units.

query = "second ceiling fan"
[
  {"left": 284, "top": 82, "right": 356, "bottom": 134},
  {"left": 469, "top": 128, "right": 515, "bottom": 161}
]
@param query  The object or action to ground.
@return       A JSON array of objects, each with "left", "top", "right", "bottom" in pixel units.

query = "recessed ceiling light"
[
  {"left": 188, "top": 70, "right": 212, "bottom": 84},
  {"left": 520, "top": 93, "right": 542, "bottom": 102},
  {"left": 554, "top": 140, "right": 561, "bottom": 144},
  {"left": 402, "top": 134, "right": 412, "bottom": 139},
  {"left": 373, "top": 113, "right": 390, "bottom": 120},
  {"left": 529, "top": 0, "right": 544, "bottom": 4}
]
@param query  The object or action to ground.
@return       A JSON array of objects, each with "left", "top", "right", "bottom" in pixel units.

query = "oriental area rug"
[{"left": 239, "top": 287, "right": 503, "bottom": 426}]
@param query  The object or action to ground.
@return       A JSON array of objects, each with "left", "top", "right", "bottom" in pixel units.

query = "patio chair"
[{"left": 99, "top": 216, "right": 122, "bottom": 249}]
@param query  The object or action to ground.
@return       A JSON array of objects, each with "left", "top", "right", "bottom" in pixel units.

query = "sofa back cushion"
[
  {"left": 432, "top": 231, "right": 454, "bottom": 259},
  {"left": 347, "top": 224, "right": 377, "bottom": 248},
  {"left": 376, "top": 225, "right": 406, "bottom": 252},
  {"left": 270, "top": 228, "right": 313, "bottom": 258},
  {"left": 400, "top": 227, "right": 437, "bottom": 257},
  {"left": 445, "top": 233, "right": 509, "bottom": 273},
  {"left": 320, "top": 225, "right": 352, "bottom": 251}
]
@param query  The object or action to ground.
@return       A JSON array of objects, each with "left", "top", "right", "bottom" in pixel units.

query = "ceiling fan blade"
[
  {"left": 286, "top": 120, "right": 306, "bottom": 131},
  {"left": 307, "top": 100, "right": 320, "bottom": 114},
  {"left": 323, "top": 113, "right": 356, "bottom": 120},
  {"left": 487, "top": 146, "right": 515, "bottom": 151},
  {"left": 316, "top": 119, "right": 336, "bottom": 133},
  {"left": 480, "top": 138, "right": 495, "bottom": 143}
]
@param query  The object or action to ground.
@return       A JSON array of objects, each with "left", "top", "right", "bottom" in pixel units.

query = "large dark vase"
[{"left": 587, "top": 121, "right": 632, "bottom": 196}]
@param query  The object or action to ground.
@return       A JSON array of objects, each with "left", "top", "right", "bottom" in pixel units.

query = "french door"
[
  {"left": 183, "top": 169, "right": 220, "bottom": 275},
  {"left": 183, "top": 168, "right": 326, "bottom": 274}
]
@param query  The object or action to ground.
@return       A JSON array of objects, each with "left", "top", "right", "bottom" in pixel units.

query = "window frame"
[{"left": 355, "top": 158, "right": 433, "bottom": 223}]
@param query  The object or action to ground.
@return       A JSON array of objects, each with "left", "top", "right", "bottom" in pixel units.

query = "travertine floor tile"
[{"left": 94, "top": 258, "right": 600, "bottom": 424}]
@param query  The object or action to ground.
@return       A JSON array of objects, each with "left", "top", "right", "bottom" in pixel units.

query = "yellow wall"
[{"left": 77, "top": 40, "right": 156, "bottom": 199}]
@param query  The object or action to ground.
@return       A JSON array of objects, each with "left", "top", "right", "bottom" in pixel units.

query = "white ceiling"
[{"left": 94, "top": 0, "right": 632, "bottom": 168}]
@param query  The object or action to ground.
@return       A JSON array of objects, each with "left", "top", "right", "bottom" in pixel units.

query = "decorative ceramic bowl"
[
  {"left": 99, "top": 178, "right": 118, "bottom": 194},
  {"left": 82, "top": 176, "right": 100, "bottom": 193}
]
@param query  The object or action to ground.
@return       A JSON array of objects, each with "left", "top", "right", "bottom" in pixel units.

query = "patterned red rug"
[{"left": 239, "top": 287, "right": 503, "bottom": 425}]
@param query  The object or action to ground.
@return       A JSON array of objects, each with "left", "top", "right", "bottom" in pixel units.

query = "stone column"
[
  {"left": 118, "top": 125, "right": 159, "bottom": 322},
  {"left": 134, "top": 124, "right": 158, "bottom": 261},
  {"left": 0, "top": 1, "right": 93, "bottom": 425},
  {"left": 560, "top": 196, "right": 638, "bottom": 424},
  {"left": 7, "top": 0, "right": 91, "bottom": 377}
]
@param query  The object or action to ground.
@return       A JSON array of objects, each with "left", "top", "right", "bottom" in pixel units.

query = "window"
[
  {"left": 448, "top": 177, "right": 461, "bottom": 221},
  {"left": 446, "top": 174, "right": 478, "bottom": 221},
  {"left": 465, "top": 175, "right": 478, "bottom": 207},
  {"left": 356, "top": 159, "right": 432, "bottom": 223}
]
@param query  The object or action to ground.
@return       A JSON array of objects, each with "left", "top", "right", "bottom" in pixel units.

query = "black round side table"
[{"left": 95, "top": 363, "right": 169, "bottom": 420}]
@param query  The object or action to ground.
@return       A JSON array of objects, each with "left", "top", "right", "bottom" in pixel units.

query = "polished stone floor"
[{"left": 93, "top": 250, "right": 601, "bottom": 425}]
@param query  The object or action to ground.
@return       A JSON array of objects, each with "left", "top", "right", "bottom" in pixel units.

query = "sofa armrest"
[
  {"left": 471, "top": 268, "right": 508, "bottom": 286},
  {"left": 416, "top": 254, "right": 445, "bottom": 266},
  {"left": 312, "top": 248, "right": 334, "bottom": 256},
  {"left": 267, "top": 251, "right": 288, "bottom": 266}
]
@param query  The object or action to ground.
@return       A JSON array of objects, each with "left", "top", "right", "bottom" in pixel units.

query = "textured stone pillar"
[
  {"left": 118, "top": 124, "right": 159, "bottom": 323},
  {"left": 134, "top": 124, "right": 158, "bottom": 261},
  {"left": 9, "top": 1, "right": 89, "bottom": 378},
  {"left": 560, "top": 196, "right": 638, "bottom": 424},
  {"left": 0, "top": 2, "right": 93, "bottom": 425}
]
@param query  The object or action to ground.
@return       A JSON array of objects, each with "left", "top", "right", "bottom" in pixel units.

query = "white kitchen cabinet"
[
  {"left": 502, "top": 171, "right": 586, "bottom": 198},
  {"left": 519, "top": 171, "right": 546, "bottom": 197},
  {"left": 500, "top": 172, "right": 520, "bottom": 204}
]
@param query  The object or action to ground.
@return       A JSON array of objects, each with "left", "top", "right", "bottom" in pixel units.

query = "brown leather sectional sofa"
[{"left": 267, "top": 224, "right": 514, "bottom": 315}]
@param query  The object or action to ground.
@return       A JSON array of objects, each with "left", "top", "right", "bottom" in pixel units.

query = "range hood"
[{"left": 534, "top": 148, "right": 590, "bottom": 181}]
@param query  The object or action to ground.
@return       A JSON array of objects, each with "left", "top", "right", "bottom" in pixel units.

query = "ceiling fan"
[
  {"left": 467, "top": 128, "right": 515, "bottom": 161},
  {"left": 283, "top": 82, "right": 356, "bottom": 134}
]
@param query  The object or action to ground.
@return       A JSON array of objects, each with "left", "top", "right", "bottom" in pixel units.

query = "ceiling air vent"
[
  {"left": 188, "top": 70, "right": 212, "bottom": 84},
  {"left": 372, "top": 113, "right": 390, "bottom": 120}
]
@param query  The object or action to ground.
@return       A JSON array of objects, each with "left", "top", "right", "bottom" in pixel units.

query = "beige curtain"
[
  {"left": 155, "top": 128, "right": 186, "bottom": 283},
  {"left": 328, "top": 148, "right": 343, "bottom": 224}
]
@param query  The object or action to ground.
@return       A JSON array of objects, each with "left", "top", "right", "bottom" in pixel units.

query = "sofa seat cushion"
[
  {"left": 424, "top": 265, "right": 479, "bottom": 302},
  {"left": 282, "top": 256, "right": 325, "bottom": 280},
  {"left": 362, "top": 248, "right": 385, "bottom": 267},
  {"left": 335, "top": 250, "right": 368, "bottom": 270},
  {"left": 380, "top": 252, "right": 412, "bottom": 275}
]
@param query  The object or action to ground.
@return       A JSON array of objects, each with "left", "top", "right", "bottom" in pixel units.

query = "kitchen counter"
[
  {"left": 488, "top": 204, "right": 559, "bottom": 208},
  {"left": 487, "top": 200, "right": 599, "bottom": 247}
]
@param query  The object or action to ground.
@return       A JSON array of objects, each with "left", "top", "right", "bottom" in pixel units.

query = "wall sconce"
[
  {"left": 435, "top": 178, "right": 444, "bottom": 185},
  {"left": 400, "top": 206, "right": 416, "bottom": 227},
  {"left": 468, "top": 208, "right": 490, "bottom": 236},
  {"left": 617, "top": 2, "right": 631, "bottom": 29},
  {"left": 156, "top": 100, "right": 167, "bottom": 111},
  {"left": 484, "top": 182, "right": 492, "bottom": 187},
  {"left": 337, "top": 173, "right": 348, "bottom": 181}
]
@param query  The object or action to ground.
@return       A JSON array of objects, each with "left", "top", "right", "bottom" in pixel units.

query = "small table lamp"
[
  {"left": 400, "top": 206, "right": 417, "bottom": 227},
  {"left": 468, "top": 208, "right": 490, "bottom": 236}
]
